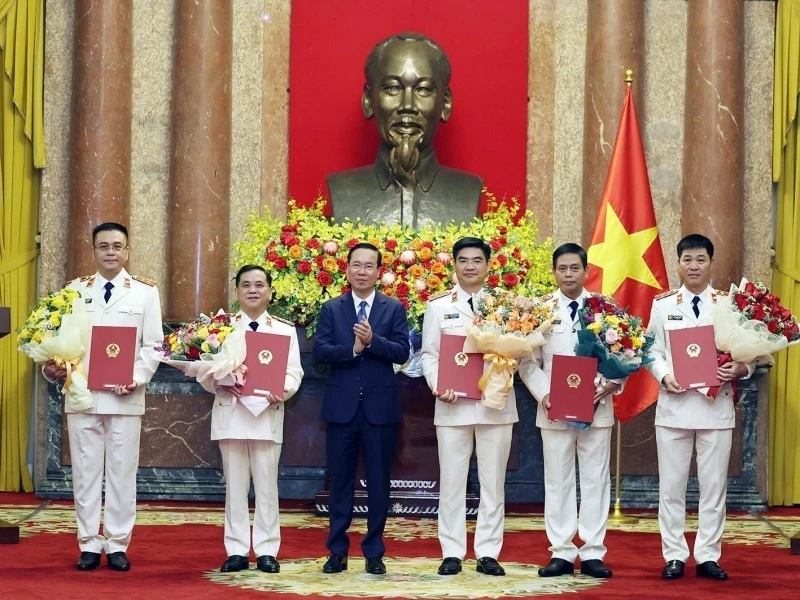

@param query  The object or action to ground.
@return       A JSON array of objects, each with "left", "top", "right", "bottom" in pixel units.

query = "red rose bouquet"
[{"left": 713, "top": 278, "right": 800, "bottom": 364}]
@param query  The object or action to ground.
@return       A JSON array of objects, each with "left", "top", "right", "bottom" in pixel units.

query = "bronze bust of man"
[{"left": 327, "top": 32, "right": 483, "bottom": 228}]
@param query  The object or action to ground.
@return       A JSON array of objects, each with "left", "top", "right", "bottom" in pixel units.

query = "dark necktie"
[
  {"left": 569, "top": 300, "right": 579, "bottom": 321},
  {"left": 249, "top": 321, "right": 259, "bottom": 331},
  {"left": 467, "top": 297, "right": 474, "bottom": 312},
  {"left": 692, "top": 296, "right": 701, "bottom": 318},
  {"left": 103, "top": 281, "right": 114, "bottom": 303},
  {"left": 357, "top": 300, "right": 368, "bottom": 322}
]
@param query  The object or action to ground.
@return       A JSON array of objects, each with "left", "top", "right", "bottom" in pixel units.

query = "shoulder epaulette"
[
  {"left": 541, "top": 293, "right": 554, "bottom": 301},
  {"left": 654, "top": 289, "right": 678, "bottom": 300},
  {"left": 715, "top": 289, "right": 729, "bottom": 297},
  {"left": 131, "top": 275, "right": 156, "bottom": 287},
  {"left": 271, "top": 315, "right": 295, "bottom": 327},
  {"left": 429, "top": 289, "right": 452, "bottom": 301}
]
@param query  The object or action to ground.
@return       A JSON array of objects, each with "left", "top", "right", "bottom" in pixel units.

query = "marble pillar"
[
  {"left": 167, "top": 0, "right": 233, "bottom": 320},
  {"left": 681, "top": 0, "right": 745, "bottom": 289},
  {"left": 67, "top": 0, "right": 133, "bottom": 279},
  {"left": 581, "top": 0, "right": 645, "bottom": 245}
]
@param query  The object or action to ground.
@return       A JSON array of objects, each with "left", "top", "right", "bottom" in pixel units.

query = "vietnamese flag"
[{"left": 586, "top": 84, "right": 670, "bottom": 422}]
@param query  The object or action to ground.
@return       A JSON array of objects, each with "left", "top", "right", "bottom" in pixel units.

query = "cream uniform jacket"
[
  {"left": 204, "top": 311, "right": 303, "bottom": 442},
  {"left": 518, "top": 290, "right": 617, "bottom": 430},
  {"left": 64, "top": 269, "right": 163, "bottom": 415},
  {"left": 420, "top": 284, "right": 520, "bottom": 427},
  {"left": 646, "top": 285, "right": 755, "bottom": 430}
]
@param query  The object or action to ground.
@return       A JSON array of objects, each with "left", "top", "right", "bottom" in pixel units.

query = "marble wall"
[{"left": 36, "top": 0, "right": 776, "bottom": 500}]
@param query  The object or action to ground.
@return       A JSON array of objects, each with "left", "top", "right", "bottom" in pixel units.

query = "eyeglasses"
[
  {"left": 348, "top": 263, "right": 377, "bottom": 273},
  {"left": 94, "top": 244, "right": 128, "bottom": 253}
]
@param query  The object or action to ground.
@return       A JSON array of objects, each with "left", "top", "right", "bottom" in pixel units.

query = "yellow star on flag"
[{"left": 588, "top": 202, "right": 663, "bottom": 295}]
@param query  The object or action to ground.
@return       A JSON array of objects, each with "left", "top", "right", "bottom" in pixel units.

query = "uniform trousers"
[
  {"left": 219, "top": 438, "right": 282, "bottom": 557},
  {"left": 656, "top": 426, "right": 732, "bottom": 563},
  {"left": 436, "top": 423, "right": 513, "bottom": 560},
  {"left": 541, "top": 426, "right": 611, "bottom": 563},
  {"left": 67, "top": 413, "right": 141, "bottom": 554}
]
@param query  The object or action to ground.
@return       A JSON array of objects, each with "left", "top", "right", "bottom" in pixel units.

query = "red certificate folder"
[
  {"left": 240, "top": 331, "right": 291, "bottom": 399},
  {"left": 436, "top": 333, "right": 483, "bottom": 400},
  {"left": 548, "top": 355, "right": 598, "bottom": 422},
  {"left": 87, "top": 326, "right": 137, "bottom": 390},
  {"left": 669, "top": 325, "right": 721, "bottom": 389}
]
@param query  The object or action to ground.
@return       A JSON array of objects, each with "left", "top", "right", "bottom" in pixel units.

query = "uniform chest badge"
[
  {"left": 667, "top": 315, "right": 683, "bottom": 320},
  {"left": 444, "top": 313, "right": 460, "bottom": 320}
]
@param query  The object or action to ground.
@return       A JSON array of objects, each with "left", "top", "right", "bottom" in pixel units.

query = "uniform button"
[{"left": 217, "top": 402, "right": 222, "bottom": 407}]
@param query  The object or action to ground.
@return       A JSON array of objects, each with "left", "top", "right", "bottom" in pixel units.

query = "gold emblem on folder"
[
  {"left": 258, "top": 349, "right": 273, "bottom": 365},
  {"left": 686, "top": 343, "right": 701, "bottom": 358},
  {"left": 567, "top": 373, "right": 581, "bottom": 388},
  {"left": 454, "top": 352, "right": 469, "bottom": 367},
  {"left": 106, "top": 343, "right": 120, "bottom": 358}
]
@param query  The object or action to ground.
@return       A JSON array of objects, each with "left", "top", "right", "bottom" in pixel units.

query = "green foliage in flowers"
[{"left": 233, "top": 191, "right": 556, "bottom": 335}]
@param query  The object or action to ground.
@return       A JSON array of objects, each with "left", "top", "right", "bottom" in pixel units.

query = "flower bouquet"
[
  {"left": 713, "top": 278, "right": 800, "bottom": 363},
  {"left": 577, "top": 294, "right": 656, "bottom": 380},
  {"left": 705, "top": 278, "right": 800, "bottom": 400},
  {"left": 463, "top": 288, "right": 554, "bottom": 410},
  {"left": 156, "top": 311, "right": 246, "bottom": 385},
  {"left": 17, "top": 287, "right": 93, "bottom": 411}
]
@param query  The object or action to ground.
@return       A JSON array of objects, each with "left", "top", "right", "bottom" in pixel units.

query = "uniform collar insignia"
[
  {"left": 86, "top": 276, "right": 95, "bottom": 288},
  {"left": 124, "top": 277, "right": 131, "bottom": 288},
  {"left": 451, "top": 290, "right": 458, "bottom": 303},
  {"left": 676, "top": 293, "right": 683, "bottom": 304}
]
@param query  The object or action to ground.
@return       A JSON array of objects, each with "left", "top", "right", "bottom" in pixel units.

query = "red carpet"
[{"left": 1, "top": 493, "right": 799, "bottom": 599}]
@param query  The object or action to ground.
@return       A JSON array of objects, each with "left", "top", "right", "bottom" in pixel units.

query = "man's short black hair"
[
  {"left": 347, "top": 242, "right": 382, "bottom": 266},
  {"left": 452, "top": 237, "right": 490, "bottom": 261},
  {"left": 92, "top": 222, "right": 128, "bottom": 244},
  {"left": 234, "top": 264, "right": 272, "bottom": 287},
  {"left": 552, "top": 243, "right": 588, "bottom": 269},
  {"left": 677, "top": 234, "right": 714, "bottom": 260}
]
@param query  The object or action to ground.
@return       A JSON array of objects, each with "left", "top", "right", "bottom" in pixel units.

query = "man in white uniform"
[
  {"left": 44, "top": 222, "right": 163, "bottom": 571},
  {"left": 208, "top": 265, "right": 303, "bottom": 574},
  {"left": 645, "top": 234, "right": 754, "bottom": 581},
  {"left": 518, "top": 243, "right": 622, "bottom": 579},
  {"left": 420, "top": 237, "right": 521, "bottom": 577}
]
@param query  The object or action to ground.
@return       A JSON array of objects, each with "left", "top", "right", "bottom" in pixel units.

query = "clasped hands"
[
  {"left": 43, "top": 359, "right": 136, "bottom": 396},
  {"left": 353, "top": 316, "right": 373, "bottom": 354},
  {"left": 661, "top": 360, "right": 747, "bottom": 394}
]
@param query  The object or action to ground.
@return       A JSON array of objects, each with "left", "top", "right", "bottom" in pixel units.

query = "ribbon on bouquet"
[
  {"left": 478, "top": 354, "right": 518, "bottom": 393},
  {"left": 703, "top": 352, "right": 740, "bottom": 404}
]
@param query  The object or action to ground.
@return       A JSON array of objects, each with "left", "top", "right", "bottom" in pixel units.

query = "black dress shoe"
[
  {"left": 438, "top": 557, "right": 462, "bottom": 575},
  {"left": 257, "top": 555, "right": 280, "bottom": 573},
  {"left": 696, "top": 561, "right": 728, "bottom": 580},
  {"left": 107, "top": 551, "right": 131, "bottom": 571},
  {"left": 322, "top": 553, "right": 348, "bottom": 573},
  {"left": 538, "top": 558, "right": 574, "bottom": 577},
  {"left": 476, "top": 557, "right": 505, "bottom": 576},
  {"left": 662, "top": 560, "right": 685, "bottom": 579},
  {"left": 366, "top": 557, "right": 386, "bottom": 575},
  {"left": 580, "top": 559, "right": 612, "bottom": 578},
  {"left": 220, "top": 555, "right": 249, "bottom": 573},
  {"left": 76, "top": 552, "right": 101, "bottom": 571}
]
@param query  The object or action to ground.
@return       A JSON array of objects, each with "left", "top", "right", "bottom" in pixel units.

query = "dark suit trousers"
[{"left": 325, "top": 403, "right": 398, "bottom": 559}]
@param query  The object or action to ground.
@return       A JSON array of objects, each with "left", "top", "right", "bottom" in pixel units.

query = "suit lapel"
[
  {"left": 341, "top": 292, "right": 358, "bottom": 325},
  {"left": 453, "top": 288, "right": 473, "bottom": 320},
  {"left": 675, "top": 288, "right": 696, "bottom": 323},
  {"left": 106, "top": 282, "right": 130, "bottom": 309},
  {"left": 369, "top": 292, "right": 386, "bottom": 327},
  {"left": 697, "top": 289, "right": 715, "bottom": 325}
]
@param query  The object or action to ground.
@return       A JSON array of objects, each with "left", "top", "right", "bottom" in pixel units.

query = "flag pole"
[{"left": 607, "top": 69, "right": 640, "bottom": 527}]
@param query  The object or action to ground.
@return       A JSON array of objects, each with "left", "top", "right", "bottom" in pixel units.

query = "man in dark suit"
[{"left": 313, "top": 242, "right": 410, "bottom": 575}]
